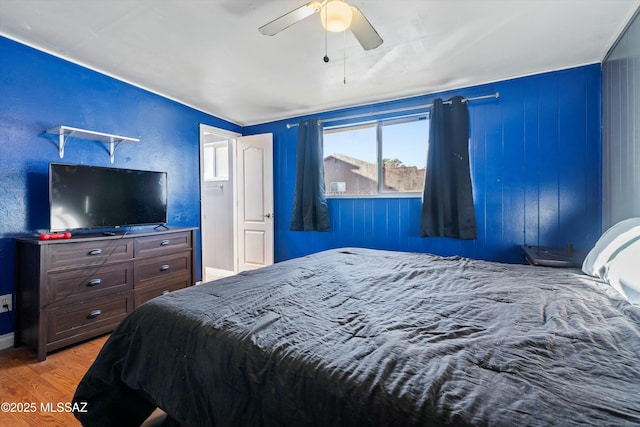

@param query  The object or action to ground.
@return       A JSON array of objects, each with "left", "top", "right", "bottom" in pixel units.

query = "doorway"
[
  {"left": 199, "top": 125, "right": 237, "bottom": 282},
  {"left": 199, "top": 125, "right": 274, "bottom": 282}
]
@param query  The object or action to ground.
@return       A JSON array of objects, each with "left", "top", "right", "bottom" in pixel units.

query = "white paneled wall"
[{"left": 603, "top": 8, "right": 640, "bottom": 228}]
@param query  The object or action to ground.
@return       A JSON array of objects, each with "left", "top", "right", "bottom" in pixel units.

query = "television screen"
[{"left": 49, "top": 163, "right": 168, "bottom": 232}]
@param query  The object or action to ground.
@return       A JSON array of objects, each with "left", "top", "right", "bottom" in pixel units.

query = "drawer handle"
[
  {"left": 160, "top": 240, "right": 170, "bottom": 246},
  {"left": 88, "top": 249, "right": 103, "bottom": 256},
  {"left": 88, "top": 309, "right": 102, "bottom": 319},
  {"left": 160, "top": 264, "right": 170, "bottom": 272},
  {"left": 86, "top": 279, "right": 102, "bottom": 287}
]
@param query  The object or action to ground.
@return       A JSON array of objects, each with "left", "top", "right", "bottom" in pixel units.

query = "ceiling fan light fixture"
[{"left": 320, "top": 0, "right": 353, "bottom": 33}]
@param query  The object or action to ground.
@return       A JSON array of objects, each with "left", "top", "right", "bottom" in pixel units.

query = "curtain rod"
[{"left": 286, "top": 92, "right": 500, "bottom": 128}]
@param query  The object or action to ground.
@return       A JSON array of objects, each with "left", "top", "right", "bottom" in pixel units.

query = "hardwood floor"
[{"left": 0, "top": 335, "right": 165, "bottom": 426}]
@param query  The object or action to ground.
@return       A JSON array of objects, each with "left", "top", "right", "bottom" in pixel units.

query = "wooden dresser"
[{"left": 15, "top": 227, "right": 197, "bottom": 361}]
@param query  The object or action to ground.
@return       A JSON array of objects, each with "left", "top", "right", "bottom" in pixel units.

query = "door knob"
[{"left": 264, "top": 213, "right": 273, "bottom": 219}]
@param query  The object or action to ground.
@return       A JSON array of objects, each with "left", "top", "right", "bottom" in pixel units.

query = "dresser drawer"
[
  {"left": 47, "top": 239, "right": 134, "bottom": 270},
  {"left": 46, "top": 293, "right": 132, "bottom": 346},
  {"left": 134, "top": 278, "right": 190, "bottom": 307},
  {"left": 134, "top": 231, "right": 192, "bottom": 258},
  {"left": 134, "top": 252, "right": 192, "bottom": 289},
  {"left": 46, "top": 262, "right": 134, "bottom": 307}
]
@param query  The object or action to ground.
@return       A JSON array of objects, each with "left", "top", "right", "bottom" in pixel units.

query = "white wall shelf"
[{"left": 46, "top": 125, "right": 140, "bottom": 163}]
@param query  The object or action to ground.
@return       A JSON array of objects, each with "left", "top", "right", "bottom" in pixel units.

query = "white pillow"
[
  {"left": 603, "top": 237, "right": 640, "bottom": 305},
  {"left": 582, "top": 217, "right": 640, "bottom": 278}
]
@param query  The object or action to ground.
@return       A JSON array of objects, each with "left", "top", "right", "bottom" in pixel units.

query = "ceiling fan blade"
[
  {"left": 349, "top": 6, "right": 383, "bottom": 50},
  {"left": 259, "top": 2, "right": 322, "bottom": 36}
]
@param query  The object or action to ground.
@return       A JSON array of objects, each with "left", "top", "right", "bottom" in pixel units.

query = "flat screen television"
[{"left": 49, "top": 163, "right": 168, "bottom": 232}]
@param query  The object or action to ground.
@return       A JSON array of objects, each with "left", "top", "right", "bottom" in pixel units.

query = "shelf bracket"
[
  {"left": 109, "top": 140, "right": 118, "bottom": 164},
  {"left": 57, "top": 131, "right": 68, "bottom": 159}
]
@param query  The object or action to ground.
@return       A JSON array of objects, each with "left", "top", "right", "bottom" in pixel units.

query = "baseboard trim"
[
  {"left": 205, "top": 267, "right": 236, "bottom": 282},
  {"left": 0, "top": 333, "right": 15, "bottom": 351}
]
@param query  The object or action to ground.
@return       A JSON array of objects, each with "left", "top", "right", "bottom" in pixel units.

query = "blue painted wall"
[
  {"left": 0, "top": 36, "right": 241, "bottom": 335},
  {"left": 245, "top": 65, "right": 602, "bottom": 265}
]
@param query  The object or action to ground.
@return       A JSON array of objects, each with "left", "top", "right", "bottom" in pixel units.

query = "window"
[
  {"left": 323, "top": 117, "right": 429, "bottom": 197},
  {"left": 203, "top": 141, "right": 229, "bottom": 181}
]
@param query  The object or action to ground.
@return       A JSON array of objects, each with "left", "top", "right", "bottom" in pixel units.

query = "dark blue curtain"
[
  {"left": 420, "top": 96, "right": 477, "bottom": 239},
  {"left": 290, "top": 119, "right": 331, "bottom": 231}
]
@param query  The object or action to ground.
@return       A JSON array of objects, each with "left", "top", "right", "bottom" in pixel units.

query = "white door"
[{"left": 236, "top": 133, "right": 274, "bottom": 271}]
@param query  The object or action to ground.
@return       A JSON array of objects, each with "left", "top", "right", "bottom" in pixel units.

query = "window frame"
[
  {"left": 323, "top": 116, "right": 428, "bottom": 199},
  {"left": 203, "top": 141, "right": 229, "bottom": 182}
]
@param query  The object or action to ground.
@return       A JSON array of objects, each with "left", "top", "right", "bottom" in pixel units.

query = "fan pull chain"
[
  {"left": 323, "top": 6, "right": 329, "bottom": 63},
  {"left": 343, "top": 30, "right": 347, "bottom": 84}
]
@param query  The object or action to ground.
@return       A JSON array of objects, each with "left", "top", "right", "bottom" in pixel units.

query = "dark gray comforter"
[{"left": 73, "top": 248, "right": 640, "bottom": 426}]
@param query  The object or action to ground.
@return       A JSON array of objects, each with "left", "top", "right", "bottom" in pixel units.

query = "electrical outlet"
[{"left": 0, "top": 293, "right": 12, "bottom": 312}]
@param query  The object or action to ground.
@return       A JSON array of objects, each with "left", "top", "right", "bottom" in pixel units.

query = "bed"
[{"left": 73, "top": 224, "right": 640, "bottom": 426}]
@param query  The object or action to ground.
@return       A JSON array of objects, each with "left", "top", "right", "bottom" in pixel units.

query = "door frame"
[{"left": 199, "top": 124, "right": 241, "bottom": 280}]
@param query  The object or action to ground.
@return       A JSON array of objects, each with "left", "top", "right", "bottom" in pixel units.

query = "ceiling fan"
[{"left": 258, "top": 0, "right": 383, "bottom": 51}]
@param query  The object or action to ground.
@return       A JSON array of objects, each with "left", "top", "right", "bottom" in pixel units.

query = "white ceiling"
[{"left": 1, "top": 0, "right": 638, "bottom": 126}]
